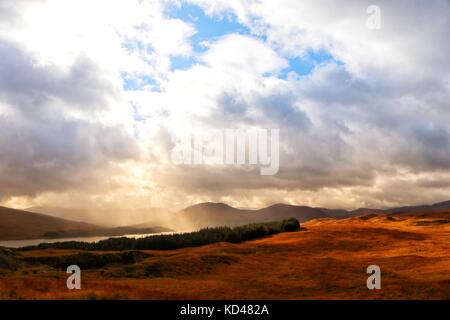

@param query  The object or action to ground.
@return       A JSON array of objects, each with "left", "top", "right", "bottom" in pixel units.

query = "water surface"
[{"left": 0, "top": 231, "right": 178, "bottom": 248}]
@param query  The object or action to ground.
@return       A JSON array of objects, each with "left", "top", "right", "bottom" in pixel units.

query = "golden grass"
[{"left": 1, "top": 214, "right": 449, "bottom": 300}]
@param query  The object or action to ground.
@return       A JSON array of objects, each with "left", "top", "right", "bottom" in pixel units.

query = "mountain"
[
  {"left": 176, "top": 200, "right": 450, "bottom": 229},
  {"left": 256, "top": 203, "right": 330, "bottom": 221},
  {"left": 176, "top": 203, "right": 254, "bottom": 229},
  {"left": 0, "top": 206, "right": 99, "bottom": 241},
  {"left": 348, "top": 208, "right": 385, "bottom": 216},
  {"left": 176, "top": 202, "right": 349, "bottom": 229},
  {"left": 349, "top": 200, "right": 450, "bottom": 216},
  {"left": 0, "top": 206, "right": 172, "bottom": 241},
  {"left": 386, "top": 200, "right": 450, "bottom": 214},
  {"left": 25, "top": 206, "right": 105, "bottom": 226},
  {"left": 26, "top": 206, "right": 170, "bottom": 227},
  {"left": 6, "top": 200, "right": 449, "bottom": 240}
]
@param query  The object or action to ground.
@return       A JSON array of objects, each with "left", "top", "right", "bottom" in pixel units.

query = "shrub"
[
  {"left": 0, "top": 248, "right": 20, "bottom": 271},
  {"left": 23, "top": 251, "right": 149, "bottom": 270},
  {"left": 281, "top": 218, "right": 301, "bottom": 232}
]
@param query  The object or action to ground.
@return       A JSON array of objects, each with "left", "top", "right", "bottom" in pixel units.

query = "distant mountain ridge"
[
  {"left": 2, "top": 200, "right": 449, "bottom": 241},
  {"left": 175, "top": 200, "right": 450, "bottom": 229},
  {"left": 175, "top": 202, "right": 347, "bottom": 229},
  {"left": 349, "top": 200, "right": 450, "bottom": 216}
]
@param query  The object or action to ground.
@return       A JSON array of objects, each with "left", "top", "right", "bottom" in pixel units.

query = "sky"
[{"left": 1, "top": 0, "right": 450, "bottom": 215}]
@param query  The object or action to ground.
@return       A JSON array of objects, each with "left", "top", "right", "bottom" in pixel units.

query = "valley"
[{"left": 1, "top": 213, "right": 448, "bottom": 300}]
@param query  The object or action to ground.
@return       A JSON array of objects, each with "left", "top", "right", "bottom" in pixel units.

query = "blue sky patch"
[
  {"left": 123, "top": 75, "right": 160, "bottom": 91},
  {"left": 280, "top": 49, "right": 342, "bottom": 78},
  {"left": 170, "top": 56, "right": 196, "bottom": 71},
  {"left": 123, "top": 3, "right": 342, "bottom": 90},
  {"left": 169, "top": 3, "right": 250, "bottom": 53}
]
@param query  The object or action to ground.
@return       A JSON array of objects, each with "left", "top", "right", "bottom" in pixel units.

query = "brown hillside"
[
  {"left": 0, "top": 206, "right": 99, "bottom": 241},
  {"left": 1, "top": 213, "right": 448, "bottom": 299}
]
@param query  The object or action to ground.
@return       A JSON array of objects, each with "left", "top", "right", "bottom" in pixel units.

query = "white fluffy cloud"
[
  {"left": 1, "top": 0, "right": 450, "bottom": 216},
  {"left": 0, "top": 0, "right": 194, "bottom": 205}
]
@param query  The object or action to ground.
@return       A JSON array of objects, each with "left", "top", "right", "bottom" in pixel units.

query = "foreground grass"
[
  {"left": 1, "top": 214, "right": 449, "bottom": 299},
  {"left": 21, "top": 218, "right": 300, "bottom": 251}
]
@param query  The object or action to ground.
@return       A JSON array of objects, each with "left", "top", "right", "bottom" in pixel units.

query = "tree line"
[{"left": 22, "top": 218, "right": 300, "bottom": 251}]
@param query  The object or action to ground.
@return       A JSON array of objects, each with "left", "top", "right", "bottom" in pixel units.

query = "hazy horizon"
[{"left": 1, "top": 197, "right": 449, "bottom": 228}]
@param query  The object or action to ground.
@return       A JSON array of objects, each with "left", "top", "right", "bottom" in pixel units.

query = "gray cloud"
[
  {"left": 0, "top": 39, "right": 139, "bottom": 200},
  {"left": 0, "top": 41, "right": 120, "bottom": 119},
  {"left": 1, "top": 0, "right": 450, "bottom": 211}
]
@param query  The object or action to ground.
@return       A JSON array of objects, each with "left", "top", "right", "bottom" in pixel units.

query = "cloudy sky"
[{"left": 1, "top": 0, "right": 450, "bottom": 213}]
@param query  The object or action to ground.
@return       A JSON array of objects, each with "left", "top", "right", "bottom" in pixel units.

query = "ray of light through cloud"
[{"left": 1, "top": 0, "right": 450, "bottom": 224}]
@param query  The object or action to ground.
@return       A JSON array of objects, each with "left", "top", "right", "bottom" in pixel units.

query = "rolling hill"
[
  {"left": 26, "top": 206, "right": 169, "bottom": 227},
  {"left": 3, "top": 200, "right": 449, "bottom": 241},
  {"left": 0, "top": 206, "right": 171, "bottom": 241},
  {"left": 2, "top": 212, "right": 448, "bottom": 299},
  {"left": 348, "top": 200, "right": 450, "bottom": 216},
  {"left": 0, "top": 206, "right": 99, "bottom": 241},
  {"left": 175, "top": 202, "right": 349, "bottom": 229},
  {"left": 175, "top": 200, "right": 450, "bottom": 229}
]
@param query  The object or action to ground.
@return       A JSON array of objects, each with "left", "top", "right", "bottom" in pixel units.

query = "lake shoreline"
[{"left": 0, "top": 231, "right": 180, "bottom": 248}]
